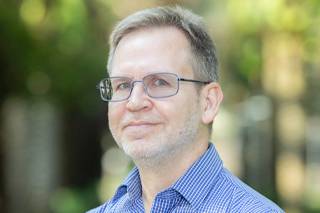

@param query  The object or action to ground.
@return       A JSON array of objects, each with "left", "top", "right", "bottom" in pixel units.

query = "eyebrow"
[
  {"left": 108, "top": 69, "right": 176, "bottom": 78},
  {"left": 108, "top": 70, "right": 176, "bottom": 79}
]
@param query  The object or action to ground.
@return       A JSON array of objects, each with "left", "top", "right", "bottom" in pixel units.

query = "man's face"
[{"left": 108, "top": 27, "right": 203, "bottom": 163}]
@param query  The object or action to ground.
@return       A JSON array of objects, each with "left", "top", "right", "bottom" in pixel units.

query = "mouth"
[
  {"left": 122, "top": 120, "right": 162, "bottom": 131},
  {"left": 121, "top": 120, "right": 162, "bottom": 140}
]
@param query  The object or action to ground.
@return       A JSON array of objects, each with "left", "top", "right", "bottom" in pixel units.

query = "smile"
[{"left": 123, "top": 121, "right": 160, "bottom": 129}]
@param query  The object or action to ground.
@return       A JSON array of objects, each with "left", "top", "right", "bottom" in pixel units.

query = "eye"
[
  {"left": 153, "top": 79, "right": 170, "bottom": 87},
  {"left": 115, "top": 82, "right": 131, "bottom": 91}
]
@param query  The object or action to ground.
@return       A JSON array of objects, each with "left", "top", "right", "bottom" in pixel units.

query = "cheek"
[
  {"left": 159, "top": 98, "right": 190, "bottom": 125},
  {"left": 108, "top": 104, "right": 123, "bottom": 131}
]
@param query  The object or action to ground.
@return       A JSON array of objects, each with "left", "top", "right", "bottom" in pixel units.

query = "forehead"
[{"left": 110, "top": 26, "right": 194, "bottom": 78}]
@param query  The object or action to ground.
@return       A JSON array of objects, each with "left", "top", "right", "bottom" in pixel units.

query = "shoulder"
[
  {"left": 86, "top": 193, "right": 135, "bottom": 213},
  {"left": 222, "top": 169, "right": 284, "bottom": 212},
  {"left": 86, "top": 168, "right": 141, "bottom": 213},
  {"left": 202, "top": 168, "right": 284, "bottom": 213}
]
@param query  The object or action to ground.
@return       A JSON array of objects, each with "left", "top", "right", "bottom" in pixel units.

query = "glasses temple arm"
[{"left": 179, "top": 78, "right": 212, "bottom": 84}]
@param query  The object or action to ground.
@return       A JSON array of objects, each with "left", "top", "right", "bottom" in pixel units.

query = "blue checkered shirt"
[{"left": 87, "top": 143, "right": 284, "bottom": 212}]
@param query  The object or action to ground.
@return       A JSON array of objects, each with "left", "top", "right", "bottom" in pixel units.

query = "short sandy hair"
[{"left": 107, "top": 6, "right": 219, "bottom": 82}]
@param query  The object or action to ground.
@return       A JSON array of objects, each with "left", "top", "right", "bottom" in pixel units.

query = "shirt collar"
[
  {"left": 171, "top": 143, "right": 223, "bottom": 209},
  {"left": 113, "top": 143, "right": 223, "bottom": 209},
  {"left": 112, "top": 167, "right": 141, "bottom": 202}
]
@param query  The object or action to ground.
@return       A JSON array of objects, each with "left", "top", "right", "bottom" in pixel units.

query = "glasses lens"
[
  {"left": 98, "top": 77, "right": 132, "bottom": 101},
  {"left": 98, "top": 79, "right": 112, "bottom": 101},
  {"left": 98, "top": 73, "right": 179, "bottom": 102},
  {"left": 144, "top": 73, "right": 178, "bottom": 98},
  {"left": 108, "top": 77, "right": 132, "bottom": 101}
]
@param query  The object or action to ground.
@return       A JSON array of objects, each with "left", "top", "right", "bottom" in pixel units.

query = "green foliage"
[
  {"left": 1, "top": 0, "right": 115, "bottom": 113},
  {"left": 49, "top": 183, "right": 100, "bottom": 213}
]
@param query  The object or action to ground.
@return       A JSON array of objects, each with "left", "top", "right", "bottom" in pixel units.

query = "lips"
[
  {"left": 123, "top": 121, "right": 160, "bottom": 129},
  {"left": 121, "top": 121, "right": 160, "bottom": 139}
]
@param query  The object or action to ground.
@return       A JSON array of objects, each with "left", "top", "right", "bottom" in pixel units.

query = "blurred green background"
[{"left": 1, "top": 0, "right": 320, "bottom": 212}]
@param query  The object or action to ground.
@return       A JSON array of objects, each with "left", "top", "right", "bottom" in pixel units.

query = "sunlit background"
[{"left": 1, "top": 0, "right": 319, "bottom": 212}]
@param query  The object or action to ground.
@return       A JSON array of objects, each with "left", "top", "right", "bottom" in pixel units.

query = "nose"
[{"left": 126, "top": 81, "right": 152, "bottom": 111}]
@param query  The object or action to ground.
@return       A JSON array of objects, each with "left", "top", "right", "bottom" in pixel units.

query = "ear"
[{"left": 200, "top": 83, "right": 223, "bottom": 124}]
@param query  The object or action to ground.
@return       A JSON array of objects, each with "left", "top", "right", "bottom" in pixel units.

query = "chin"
[{"left": 120, "top": 140, "right": 165, "bottom": 161}]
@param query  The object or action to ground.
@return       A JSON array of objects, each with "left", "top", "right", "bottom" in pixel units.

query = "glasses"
[{"left": 97, "top": 72, "right": 211, "bottom": 102}]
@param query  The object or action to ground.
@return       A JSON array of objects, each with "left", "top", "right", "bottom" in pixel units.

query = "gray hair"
[{"left": 107, "top": 6, "right": 219, "bottom": 82}]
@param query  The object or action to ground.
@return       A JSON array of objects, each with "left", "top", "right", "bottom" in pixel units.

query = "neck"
[{"left": 136, "top": 138, "right": 209, "bottom": 210}]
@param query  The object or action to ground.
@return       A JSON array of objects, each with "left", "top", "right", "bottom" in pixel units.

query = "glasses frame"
[{"left": 96, "top": 72, "right": 212, "bottom": 102}]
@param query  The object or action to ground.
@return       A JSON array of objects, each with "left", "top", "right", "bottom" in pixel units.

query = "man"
[{"left": 89, "top": 6, "right": 284, "bottom": 213}]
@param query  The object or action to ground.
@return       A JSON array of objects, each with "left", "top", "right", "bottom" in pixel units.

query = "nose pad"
[
  {"left": 126, "top": 81, "right": 151, "bottom": 111},
  {"left": 130, "top": 81, "right": 147, "bottom": 98}
]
